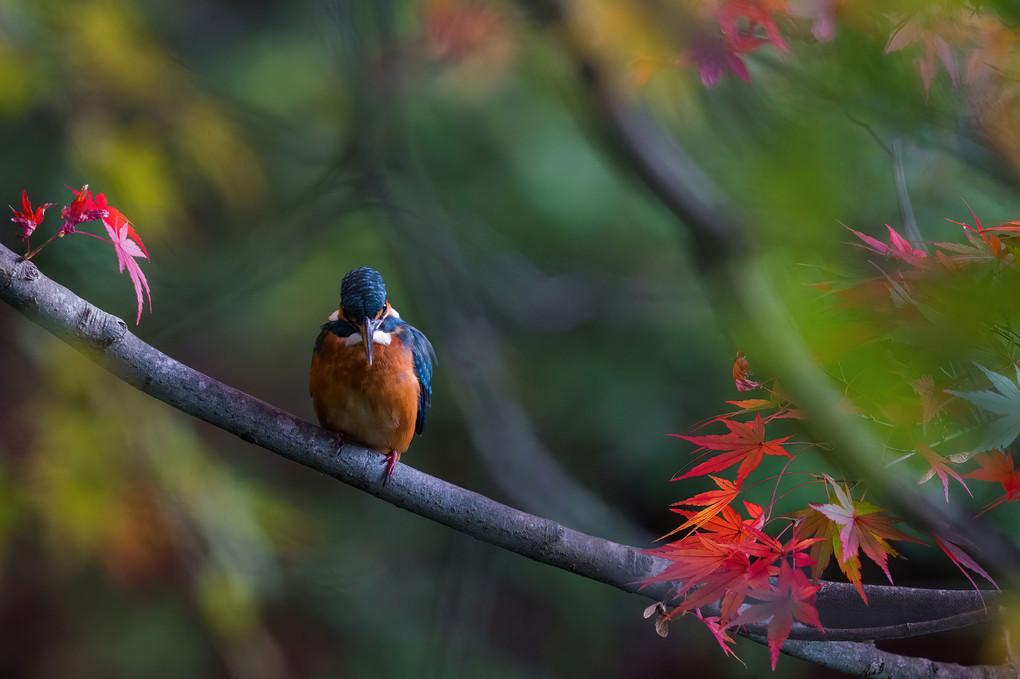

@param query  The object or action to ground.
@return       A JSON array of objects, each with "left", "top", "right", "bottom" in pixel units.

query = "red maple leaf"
[
  {"left": 716, "top": 0, "right": 790, "bottom": 54},
  {"left": 964, "top": 450, "right": 1020, "bottom": 513},
  {"left": 644, "top": 532, "right": 754, "bottom": 615},
  {"left": 59, "top": 184, "right": 108, "bottom": 235},
  {"left": 61, "top": 187, "right": 152, "bottom": 325},
  {"left": 734, "top": 562, "right": 823, "bottom": 670},
  {"left": 941, "top": 207, "right": 1013, "bottom": 264},
  {"left": 735, "top": 525, "right": 821, "bottom": 571},
  {"left": 673, "top": 414, "right": 792, "bottom": 484},
  {"left": 9, "top": 190, "right": 54, "bottom": 246},
  {"left": 810, "top": 476, "right": 921, "bottom": 589}
]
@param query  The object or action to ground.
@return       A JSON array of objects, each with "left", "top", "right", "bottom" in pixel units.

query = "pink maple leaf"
[
  {"left": 810, "top": 475, "right": 922, "bottom": 585},
  {"left": 681, "top": 33, "right": 752, "bottom": 87},
  {"left": 846, "top": 224, "right": 927, "bottom": 263},
  {"left": 788, "top": 0, "right": 841, "bottom": 42},
  {"left": 695, "top": 609, "right": 744, "bottom": 663},
  {"left": 886, "top": 15, "right": 958, "bottom": 94},
  {"left": 931, "top": 529, "right": 998, "bottom": 594},
  {"left": 92, "top": 192, "right": 149, "bottom": 260},
  {"left": 101, "top": 205, "right": 151, "bottom": 324}
]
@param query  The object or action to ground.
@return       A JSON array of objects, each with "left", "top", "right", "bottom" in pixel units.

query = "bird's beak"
[{"left": 360, "top": 317, "right": 382, "bottom": 366}]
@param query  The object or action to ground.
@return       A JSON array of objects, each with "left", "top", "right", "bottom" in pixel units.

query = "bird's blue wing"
[{"left": 404, "top": 324, "right": 436, "bottom": 435}]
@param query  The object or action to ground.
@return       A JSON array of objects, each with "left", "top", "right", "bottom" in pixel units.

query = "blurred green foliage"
[{"left": 0, "top": 0, "right": 1018, "bottom": 676}]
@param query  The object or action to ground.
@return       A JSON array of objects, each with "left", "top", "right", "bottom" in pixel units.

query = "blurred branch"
[
  {"left": 845, "top": 120, "right": 925, "bottom": 250},
  {"left": 0, "top": 243, "right": 1003, "bottom": 655},
  {"left": 749, "top": 634, "right": 1009, "bottom": 679},
  {"left": 518, "top": 0, "right": 1020, "bottom": 583},
  {"left": 370, "top": 171, "right": 650, "bottom": 545},
  {"left": 892, "top": 139, "right": 926, "bottom": 252}
]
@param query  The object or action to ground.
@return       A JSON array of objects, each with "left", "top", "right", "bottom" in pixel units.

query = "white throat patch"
[{"left": 345, "top": 331, "right": 393, "bottom": 347}]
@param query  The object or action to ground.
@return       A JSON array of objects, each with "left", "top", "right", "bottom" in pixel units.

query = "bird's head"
[{"left": 339, "top": 267, "right": 389, "bottom": 366}]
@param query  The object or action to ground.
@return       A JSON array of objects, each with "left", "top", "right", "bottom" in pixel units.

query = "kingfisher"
[{"left": 310, "top": 267, "right": 436, "bottom": 483}]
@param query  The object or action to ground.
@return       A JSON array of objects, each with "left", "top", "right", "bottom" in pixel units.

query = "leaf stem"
[{"left": 24, "top": 230, "right": 64, "bottom": 260}]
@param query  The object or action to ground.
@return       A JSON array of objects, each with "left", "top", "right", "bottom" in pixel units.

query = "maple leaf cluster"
[
  {"left": 646, "top": 392, "right": 926, "bottom": 667},
  {"left": 646, "top": 212, "right": 1020, "bottom": 664},
  {"left": 658, "top": 0, "right": 791, "bottom": 88},
  {"left": 9, "top": 186, "right": 151, "bottom": 324},
  {"left": 638, "top": 1, "right": 1020, "bottom": 93},
  {"left": 835, "top": 217, "right": 1020, "bottom": 514}
]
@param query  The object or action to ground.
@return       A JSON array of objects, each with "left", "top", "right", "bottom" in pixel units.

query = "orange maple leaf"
[
  {"left": 965, "top": 16, "right": 1019, "bottom": 82},
  {"left": 794, "top": 505, "right": 835, "bottom": 582},
  {"left": 671, "top": 500, "right": 765, "bottom": 544},
  {"left": 911, "top": 375, "right": 949, "bottom": 432},
  {"left": 732, "top": 350, "right": 761, "bottom": 392},
  {"left": 664, "top": 475, "right": 742, "bottom": 536}
]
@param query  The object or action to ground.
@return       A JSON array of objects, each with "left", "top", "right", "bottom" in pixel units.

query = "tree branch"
[
  {"left": 0, "top": 243, "right": 1003, "bottom": 651},
  {"left": 749, "top": 635, "right": 1012, "bottom": 679}
]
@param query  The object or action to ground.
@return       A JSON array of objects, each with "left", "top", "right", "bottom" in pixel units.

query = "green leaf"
[{"left": 947, "top": 364, "right": 1020, "bottom": 452}]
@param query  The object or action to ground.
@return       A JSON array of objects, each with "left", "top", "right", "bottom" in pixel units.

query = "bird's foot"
[
  {"left": 382, "top": 450, "right": 401, "bottom": 484},
  {"left": 333, "top": 431, "right": 346, "bottom": 455}
]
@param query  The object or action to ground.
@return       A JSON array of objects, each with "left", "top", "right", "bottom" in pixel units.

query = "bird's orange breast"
[{"left": 310, "top": 329, "right": 420, "bottom": 454}]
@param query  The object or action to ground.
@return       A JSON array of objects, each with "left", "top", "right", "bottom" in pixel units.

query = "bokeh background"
[{"left": 1, "top": 0, "right": 1019, "bottom": 677}]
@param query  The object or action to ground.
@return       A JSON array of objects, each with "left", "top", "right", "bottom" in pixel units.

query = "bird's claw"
[{"left": 382, "top": 450, "right": 400, "bottom": 484}]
